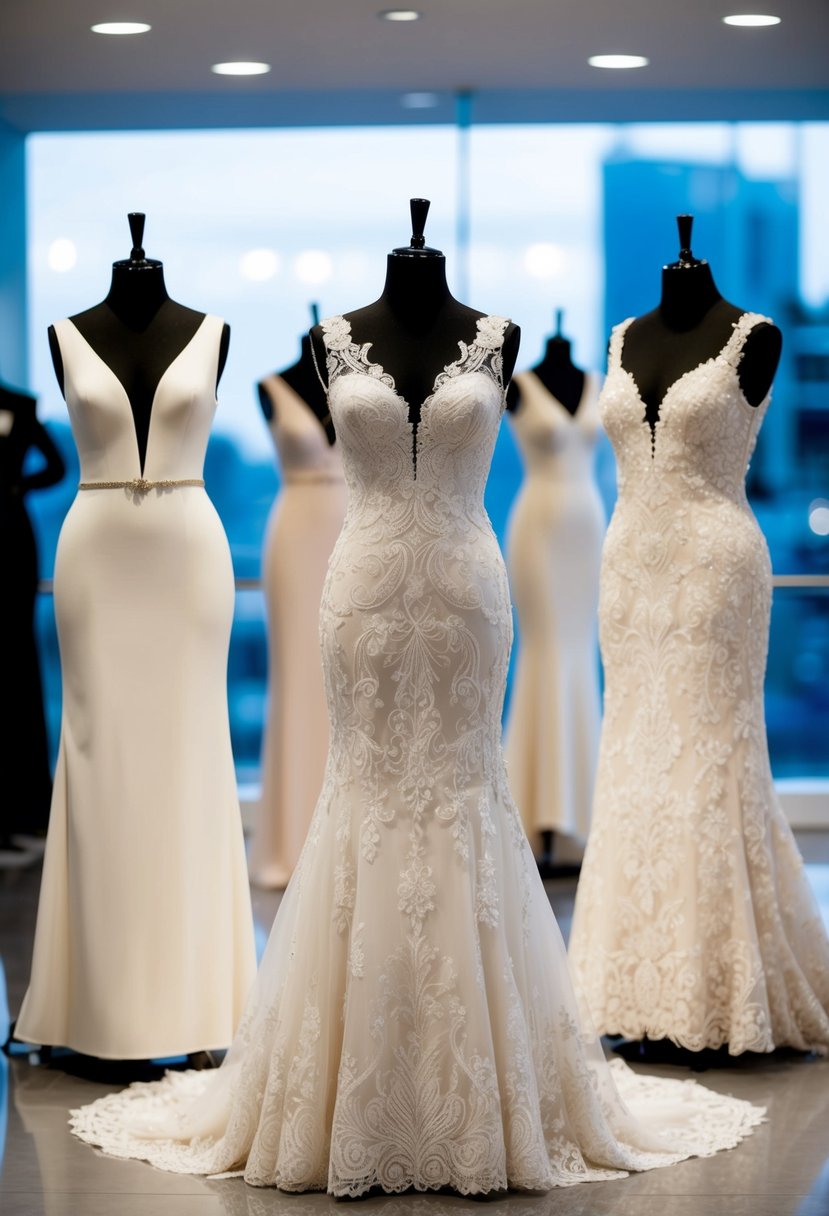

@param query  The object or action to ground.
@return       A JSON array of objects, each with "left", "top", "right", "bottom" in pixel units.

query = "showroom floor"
[{"left": 2, "top": 835, "right": 829, "bottom": 1216}]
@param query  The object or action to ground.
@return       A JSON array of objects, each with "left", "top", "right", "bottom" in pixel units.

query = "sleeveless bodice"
[
  {"left": 601, "top": 311, "right": 772, "bottom": 502},
  {"left": 322, "top": 314, "right": 508, "bottom": 511},
  {"left": 510, "top": 370, "right": 601, "bottom": 482},
  {"left": 68, "top": 311, "right": 769, "bottom": 1197},
  {"left": 262, "top": 374, "right": 344, "bottom": 484},
  {"left": 53, "top": 315, "right": 224, "bottom": 484}
]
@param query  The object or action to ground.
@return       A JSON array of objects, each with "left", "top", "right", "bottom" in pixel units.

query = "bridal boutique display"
[
  {"left": 569, "top": 309, "right": 829, "bottom": 1053},
  {"left": 70, "top": 299, "right": 762, "bottom": 1193},
  {"left": 16, "top": 225, "right": 256, "bottom": 1058},
  {"left": 0, "top": 382, "right": 65, "bottom": 850},
  {"left": 248, "top": 372, "right": 347, "bottom": 889},
  {"left": 504, "top": 367, "right": 604, "bottom": 848}
]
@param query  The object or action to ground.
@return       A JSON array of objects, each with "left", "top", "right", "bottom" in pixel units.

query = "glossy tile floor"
[{"left": 2, "top": 834, "right": 829, "bottom": 1216}]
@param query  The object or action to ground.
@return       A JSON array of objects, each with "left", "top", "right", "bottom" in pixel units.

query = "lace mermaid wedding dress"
[
  {"left": 569, "top": 313, "right": 829, "bottom": 1053},
  {"left": 71, "top": 314, "right": 763, "bottom": 1194}
]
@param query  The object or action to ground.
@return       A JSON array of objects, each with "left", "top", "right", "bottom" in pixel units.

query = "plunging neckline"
[
  {"left": 269, "top": 374, "right": 334, "bottom": 448},
  {"left": 326, "top": 313, "right": 504, "bottom": 479},
  {"left": 524, "top": 368, "right": 590, "bottom": 423},
  {"left": 614, "top": 312, "right": 761, "bottom": 460},
  {"left": 65, "top": 315, "right": 211, "bottom": 477}
]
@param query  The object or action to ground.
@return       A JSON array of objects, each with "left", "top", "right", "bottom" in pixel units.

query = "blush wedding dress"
[
  {"left": 569, "top": 312, "right": 829, "bottom": 1053},
  {"left": 71, "top": 314, "right": 763, "bottom": 1194},
  {"left": 249, "top": 374, "right": 347, "bottom": 888}
]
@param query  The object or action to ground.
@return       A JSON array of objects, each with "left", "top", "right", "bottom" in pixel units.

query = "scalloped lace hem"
[{"left": 69, "top": 1061, "right": 766, "bottom": 1196}]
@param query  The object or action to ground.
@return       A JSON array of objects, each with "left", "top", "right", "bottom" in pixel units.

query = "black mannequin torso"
[
  {"left": 0, "top": 382, "right": 65, "bottom": 496},
  {"left": 619, "top": 218, "right": 781, "bottom": 436},
  {"left": 312, "top": 258, "right": 520, "bottom": 431},
  {"left": 48, "top": 215, "right": 230, "bottom": 475},
  {"left": 310, "top": 201, "right": 519, "bottom": 450},
  {"left": 259, "top": 335, "right": 334, "bottom": 445},
  {"left": 507, "top": 316, "right": 586, "bottom": 417}
]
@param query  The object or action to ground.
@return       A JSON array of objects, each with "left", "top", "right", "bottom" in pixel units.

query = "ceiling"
[{"left": 2, "top": 0, "right": 828, "bottom": 131}]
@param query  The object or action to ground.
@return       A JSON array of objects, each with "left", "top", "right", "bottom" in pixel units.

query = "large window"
[{"left": 26, "top": 122, "right": 829, "bottom": 780}]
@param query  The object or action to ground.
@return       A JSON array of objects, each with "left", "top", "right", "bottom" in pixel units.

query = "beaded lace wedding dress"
[
  {"left": 569, "top": 312, "right": 829, "bottom": 1053},
  {"left": 71, "top": 314, "right": 763, "bottom": 1194}
]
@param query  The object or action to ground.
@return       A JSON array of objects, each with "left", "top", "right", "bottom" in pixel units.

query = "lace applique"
[
  {"left": 70, "top": 306, "right": 769, "bottom": 1197},
  {"left": 321, "top": 315, "right": 397, "bottom": 391},
  {"left": 570, "top": 310, "right": 829, "bottom": 1054}
]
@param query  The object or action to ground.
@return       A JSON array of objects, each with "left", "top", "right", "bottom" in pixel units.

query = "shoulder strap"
[
  {"left": 436, "top": 315, "right": 511, "bottom": 400},
  {"left": 319, "top": 315, "right": 395, "bottom": 391},
  {"left": 608, "top": 317, "right": 635, "bottom": 373},
  {"left": 720, "top": 312, "right": 774, "bottom": 370}
]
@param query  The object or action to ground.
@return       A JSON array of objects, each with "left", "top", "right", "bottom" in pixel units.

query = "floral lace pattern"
[
  {"left": 569, "top": 312, "right": 829, "bottom": 1053},
  {"left": 71, "top": 314, "right": 765, "bottom": 1194}
]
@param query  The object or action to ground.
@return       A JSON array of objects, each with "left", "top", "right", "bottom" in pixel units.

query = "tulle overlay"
[{"left": 71, "top": 315, "right": 764, "bottom": 1193}]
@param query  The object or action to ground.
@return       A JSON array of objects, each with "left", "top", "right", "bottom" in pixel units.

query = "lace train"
[{"left": 70, "top": 313, "right": 765, "bottom": 1194}]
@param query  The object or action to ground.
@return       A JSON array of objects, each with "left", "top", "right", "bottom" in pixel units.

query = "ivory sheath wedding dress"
[
  {"left": 71, "top": 315, "right": 763, "bottom": 1193},
  {"left": 505, "top": 371, "right": 604, "bottom": 844},
  {"left": 16, "top": 315, "right": 256, "bottom": 1059},
  {"left": 249, "top": 375, "right": 347, "bottom": 888},
  {"left": 569, "top": 313, "right": 829, "bottom": 1053}
]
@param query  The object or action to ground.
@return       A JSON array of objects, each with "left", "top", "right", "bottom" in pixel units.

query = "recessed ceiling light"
[
  {"left": 401, "top": 92, "right": 439, "bottom": 109},
  {"left": 523, "top": 243, "right": 566, "bottom": 279},
  {"left": 239, "top": 249, "right": 281, "bottom": 282},
  {"left": 211, "top": 61, "right": 272, "bottom": 76},
  {"left": 47, "top": 238, "right": 78, "bottom": 273},
  {"left": 91, "top": 21, "right": 151, "bottom": 35},
  {"left": 379, "top": 10, "right": 421, "bottom": 22},
  {"left": 293, "top": 251, "right": 334, "bottom": 286},
  {"left": 723, "top": 13, "right": 781, "bottom": 26},
  {"left": 588, "top": 54, "right": 649, "bottom": 69}
]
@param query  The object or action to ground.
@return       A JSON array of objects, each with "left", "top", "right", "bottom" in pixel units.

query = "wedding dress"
[
  {"left": 249, "top": 375, "right": 347, "bottom": 888},
  {"left": 504, "top": 370, "right": 604, "bottom": 844},
  {"left": 16, "top": 315, "right": 256, "bottom": 1059},
  {"left": 71, "top": 314, "right": 763, "bottom": 1193},
  {"left": 569, "top": 312, "right": 829, "bottom": 1053}
]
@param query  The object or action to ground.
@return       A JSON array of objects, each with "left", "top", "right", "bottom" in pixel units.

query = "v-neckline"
[
  {"left": 329, "top": 313, "right": 498, "bottom": 479},
  {"left": 615, "top": 312, "right": 756, "bottom": 460},
  {"left": 270, "top": 374, "right": 334, "bottom": 448},
  {"left": 65, "top": 314, "right": 211, "bottom": 477},
  {"left": 524, "top": 368, "right": 590, "bottom": 424}
]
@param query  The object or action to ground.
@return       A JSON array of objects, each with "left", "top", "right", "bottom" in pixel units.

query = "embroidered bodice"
[
  {"left": 321, "top": 313, "right": 508, "bottom": 501},
  {"left": 602, "top": 311, "right": 772, "bottom": 501}
]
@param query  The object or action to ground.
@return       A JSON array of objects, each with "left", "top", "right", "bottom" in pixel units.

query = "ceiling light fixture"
[
  {"left": 401, "top": 92, "right": 439, "bottom": 109},
  {"left": 47, "top": 238, "right": 78, "bottom": 273},
  {"left": 379, "top": 10, "right": 422, "bottom": 22},
  {"left": 211, "top": 61, "right": 272, "bottom": 76},
  {"left": 91, "top": 21, "right": 151, "bottom": 35},
  {"left": 588, "top": 54, "right": 649, "bottom": 69},
  {"left": 723, "top": 14, "right": 781, "bottom": 26}
]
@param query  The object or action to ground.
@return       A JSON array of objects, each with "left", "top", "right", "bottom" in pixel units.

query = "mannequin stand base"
[
  {"left": 536, "top": 858, "right": 582, "bottom": 880},
  {"left": 2, "top": 1023, "right": 222, "bottom": 1075},
  {"left": 606, "top": 1035, "right": 811, "bottom": 1071},
  {"left": 535, "top": 829, "right": 582, "bottom": 880}
]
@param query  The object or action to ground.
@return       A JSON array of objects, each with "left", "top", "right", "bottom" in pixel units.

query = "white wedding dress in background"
[
  {"left": 569, "top": 312, "right": 829, "bottom": 1053},
  {"left": 71, "top": 315, "right": 762, "bottom": 1194},
  {"left": 505, "top": 370, "right": 604, "bottom": 845}
]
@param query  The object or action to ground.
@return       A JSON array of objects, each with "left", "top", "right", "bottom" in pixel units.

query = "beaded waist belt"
[
  {"left": 79, "top": 478, "right": 204, "bottom": 494},
  {"left": 282, "top": 471, "right": 346, "bottom": 485}
]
